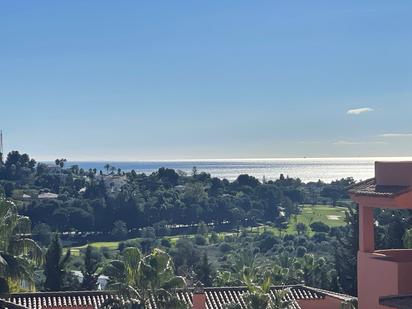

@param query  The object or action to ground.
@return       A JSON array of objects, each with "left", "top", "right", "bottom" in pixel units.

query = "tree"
[
  {"left": 301, "top": 254, "right": 330, "bottom": 288},
  {"left": 103, "top": 248, "right": 186, "bottom": 308},
  {"left": 403, "top": 228, "right": 412, "bottom": 248},
  {"left": 81, "top": 245, "right": 99, "bottom": 290},
  {"left": 44, "top": 234, "right": 71, "bottom": 291},
  {"left": 384, "top": 216, "right": 405, "bottom": 249},
  {"left": 242, "top": 271, "right": 292, "bottom": 309},
  {"left": 104, "top": 164, "right": 111, "bottom": 175},
  {"left": 1, "top": 151, "right": 36, "bottom": 180},
  {"left": 310, "top": 221, "right": 330, "bottom": 233},
  {"left": 335, "top": 206, "right": 358, "bottom": 296},
  {"left": 55, "top": 158, "right": 67, "bottom": 168},
  {"left": 271, "top": 288, "right": 294, "bottom": 309},
  {"left": 111, "top": 220, "right": 128, "bottom": 240},
  {"left": 0, "top": 196, "right": 42, "bottom": 292},
  {"left": 157, "top": 168, "right": 179, "bottom": 187},
  {"left": 32, "top": 223, "right": 52, "bottom": 247},
  {"left": 295, "top": 223, "right": 307, "bottom": 235},
  {"left": 195, "top": 253, "right": 213, "bottom": 287}
]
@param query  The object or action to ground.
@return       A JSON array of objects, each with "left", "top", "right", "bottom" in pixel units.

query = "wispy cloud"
[
  {"left": 298, "top": 141, "right": 323, "bottom": 145},
  {"left": 333, "top": 140, "right": 363, "bottom": 145},
  {"left": 379, "top": 133, "right": 412, "bottom": 138},
  {"left": 333, "top": 140, "right": 386, "bottom": 146},
  {"left": 347, "top": 107, "right": 374, "bottom": 115}
]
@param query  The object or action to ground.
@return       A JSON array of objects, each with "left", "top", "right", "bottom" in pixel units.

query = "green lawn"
[
  {"left": 68, "top": 204, "right": 348, "bottom": 254},
  {"left": 284, "top": 204, "right": 347, "bottom": 235},
  {"left": 245, "top": 204, "right": 347, "bottom": 236},
  {"left": 69, "top": 240, "right": 131, "bottom": 256},
  {"left": 295, "top": 204, "right": 347, "bottom": 227}
]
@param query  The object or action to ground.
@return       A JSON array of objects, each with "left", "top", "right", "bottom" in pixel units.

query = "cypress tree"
[
  {"left": 81, "top": 246, "right": 99, "bottom": 290},
  {"left": 196, "top": 253, "right": 214, "bottom": 287},
  {"left": 44, "top": 234, "right": 70, "bottom": 291}
]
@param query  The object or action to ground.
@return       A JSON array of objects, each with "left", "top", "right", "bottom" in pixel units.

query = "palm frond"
[{"left": 9, "top": 238, "right": 43, "bottom": 265}]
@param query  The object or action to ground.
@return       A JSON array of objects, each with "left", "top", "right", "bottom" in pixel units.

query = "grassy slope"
[
  {"left": 292, "top": 204, "right": 346, "bottom": 227},
  {"left": 69, "top": 204, "right": 348, "bottom": 254}
]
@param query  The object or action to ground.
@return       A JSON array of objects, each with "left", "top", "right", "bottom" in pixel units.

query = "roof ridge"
[
  {"left": 348, "top": 177, "right": 412, "bottom": 197},
  {"left": 347, "top": 178, "right": 375, "bottom": 192},
  {"left": 3, "top": 285, "right": 318, "bottom": 295},
  {"left": 3, "top": 290, "right": 111, "bottom": 297},
  {"left": 200, "top": 284, "right": 304, "bottom": 291},
  {"left": 302, "top": 285, "right": 355, "bottom": 301}
]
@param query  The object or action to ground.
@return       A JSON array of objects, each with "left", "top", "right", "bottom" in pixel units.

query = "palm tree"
[
  {"left": 103, "top": 247, "right": 187, "bottom": 309},
  {"left": 295, "top": 223, "right": 307, "bottom": 235},
  {"left": 228, "top": 247, "right": 259, "bottom": 286},
  {"left": 272, "top": 253, "right": 303, "bottom": 285},
  {"left": 271, "top": 289, "right": 294, "bottom": 309},
  {"left": 242, "top": 271, "right": 293, "bottom": 309},
  {"left": 0, "top": 196, "right": 42, "bottom": 292},
  {"left": 300, "top": 253, "right": 329, "bottom": 288},
  {"left": 104, "top": 164, "right": 111, "bottom": 175}
]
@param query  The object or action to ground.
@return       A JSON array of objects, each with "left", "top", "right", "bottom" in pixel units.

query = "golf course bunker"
[{"left": 327, "top": 215, "right": 341, "bottom": 220}]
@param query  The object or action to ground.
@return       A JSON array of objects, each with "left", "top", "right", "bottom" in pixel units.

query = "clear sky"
[{"left": 1, "top": 1, "right": 411, "bottom": 161}]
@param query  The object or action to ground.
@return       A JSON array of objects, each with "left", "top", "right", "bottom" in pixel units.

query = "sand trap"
[{"left": 327, "top": 215, "right": 341, "bottom": 220}]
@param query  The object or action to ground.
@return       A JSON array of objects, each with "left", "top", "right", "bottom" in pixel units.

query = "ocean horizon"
[{"left": 55, "top": 156, "right": 412, "bottom": 183}]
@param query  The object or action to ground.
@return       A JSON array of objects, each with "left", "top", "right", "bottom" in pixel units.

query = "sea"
[{"left": 68, "top": 157, "right": 412, "bottom": 183}]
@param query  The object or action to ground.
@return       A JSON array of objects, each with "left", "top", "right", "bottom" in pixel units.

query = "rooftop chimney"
[
  {"left": 375, "top": 161, "right": 412, "bottom": 187},
  {"left": 192, "top": 283, "right": 206, "bottom": 309}
]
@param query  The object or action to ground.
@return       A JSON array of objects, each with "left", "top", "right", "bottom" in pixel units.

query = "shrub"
[
  {"left": 285, "top": 246, "right": 294, "bottom": 253},
  {"left": 219, "top": 242, "right": 232, "bottom": 253},
  {"left": 209, "top": 232, "right": 219, "bottom": 244},
  {"left": 257, "top": 233, "right": 279, "bottom": 252},
  {"left": 312, "top": 232, "right": 328, "bottom": 243},
  {"left": 124, "top": 239, "right": 140, "bottom": 248},
  {"left": 118, "top": 242, "right": 126, "bottom": 252},
  {"left": 283, "top": 234, "right": 295, "bottom": 242},
  {"left": 111, "top": 220, "right": 127, "bottom": 240},
  {"left": 296, "top": 246, "right": 307, "bottom": 257},
  {"left": 294, "top": 236, "right": 308, "bottom": 247},
  {"left": 310, "top": 221, "right": 330, "bottom": 233},
  {"left": 194, "top": 234, "right": 207, "bottom": 246},
  {"left": 161, "top": 239, "right": 171, "bottom": 248}
]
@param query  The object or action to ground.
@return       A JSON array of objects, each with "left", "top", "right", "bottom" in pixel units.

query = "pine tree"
[{"left": 44, "top": 234, "right": 70, "bottom": 291}]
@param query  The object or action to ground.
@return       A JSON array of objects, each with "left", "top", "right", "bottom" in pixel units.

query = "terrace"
[{"left": 349, "top": 161, "right": 412, "bottom": 309}]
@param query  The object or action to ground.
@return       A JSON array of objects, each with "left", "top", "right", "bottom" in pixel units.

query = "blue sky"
[{"left": 0, "top": 1, "right": 411, "bottom": 160}]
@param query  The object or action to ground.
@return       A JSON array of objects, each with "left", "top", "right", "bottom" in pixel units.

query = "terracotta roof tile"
[
  {"left": 348, "top": 178, "right": 411, "bottom": 197},
  {"left": 1, "top": 285, "right": 355, "bottom": 309}
]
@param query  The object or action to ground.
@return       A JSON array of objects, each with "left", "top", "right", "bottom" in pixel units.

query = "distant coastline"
[{"left": 42, "top": 157, "right": 412, "bottom": 183}]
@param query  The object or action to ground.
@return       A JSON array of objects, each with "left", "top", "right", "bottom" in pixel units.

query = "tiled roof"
[
  {"left": 0, "top": 298, "right": 28, "bottom": 309},
  {"left": 175, "top": 286, "right": 322, "bottom": 309},
  {"left": 0, "top": 285, "right": 347, "bottom": 309},
  {"left": 2, "top": 291, "right": 110, "bottom": 309},
  {"left": 348, "top": 178, "right": 411, "bottom": 197},
  {"left": 303, "top": 286, "right": 355, "bottom": 302}
]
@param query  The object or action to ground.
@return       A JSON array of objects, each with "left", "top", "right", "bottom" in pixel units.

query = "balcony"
[{"left": 358, "top": 249, "right": 412, "bottom": 308}]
